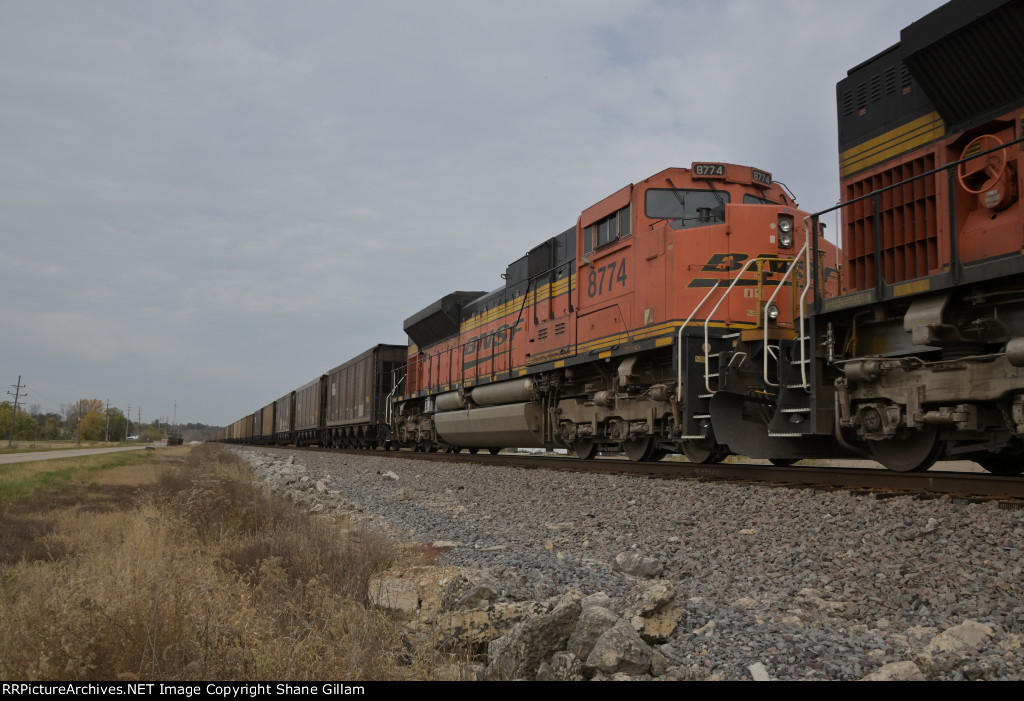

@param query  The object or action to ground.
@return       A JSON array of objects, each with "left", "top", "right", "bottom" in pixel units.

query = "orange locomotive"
[
  {"left": 799, "top": 0, "right": 1024, "bottom": 474},
  {"left": 713, "top": 0, "right": 1024, "bottom": 473},
  {"left": 393, "top": 162, "right": 838, "bottom": 461}
]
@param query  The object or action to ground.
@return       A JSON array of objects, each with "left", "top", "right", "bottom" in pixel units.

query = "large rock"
[
  {"left": 611, "top": 551, "right": 664, "bottom": 578},
  {"left": 585, "top": 618, "right": 654, "bottom": 676},
  {"left": 536, "top": 652, "right": 586, "bottom": 682},
  {"left": 581, "top": 592, "right": 614, "bottom": 611},
  {"left": 438, "top": 567, "right": 531, "bottom": 612},
  {"left": 438, "top": 570, "right": 503, "bottom": 612},
  {"left": 565, "top": 605, "right": 619, "bottom": 661},
  {"left": 435, "top": 601, "right": 548, "bottom": 649},
  {"left": 922, "top": 620, "right": 995, "bottom": 656},
  {"left": 367, "top": 565, "right": 461, "bottom": 622},
  {"left": 369, "top": 565, "right": 551, "bottom": 650},
  {"left": 915, "top": 619, "right": 996, "bottom": 675},
  {"left": 367, "top": 576, "right": 420, "bottom": 620},
  {"left": 616, "top": 579, "right": 681, "bottom": 643},
  {"left": 485, "top": 590, "right": 584, "bottom": 680},
  {"left": 862, "top": 661, "right": 927, "bottom": 681}
]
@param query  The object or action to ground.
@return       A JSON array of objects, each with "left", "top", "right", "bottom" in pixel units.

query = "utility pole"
[
  {"left": 125, "top": 403, "right": 131, "bottom": 440},
  {"left": 104, "top": 399, "right": 110, "bottom": 443},
  {"left": 6, "top": 376, "right": 26, "bottom": 448},
  {"left": 77, "top": 399, "right": 83, "bottom": 446}
]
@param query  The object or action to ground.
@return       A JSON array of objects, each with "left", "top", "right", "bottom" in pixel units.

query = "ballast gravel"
[{"left": 231, "top": 447, "right": 1024, "bottom": 681}]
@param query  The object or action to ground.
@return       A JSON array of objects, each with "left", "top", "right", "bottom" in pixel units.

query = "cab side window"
[{"left": 584, "top": 203, "right": 631, "bottom": 254}]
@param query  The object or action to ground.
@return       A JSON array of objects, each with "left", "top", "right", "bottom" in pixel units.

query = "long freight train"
[{"left": 215, "top": 0, "right": 1024, "bottom": 475}]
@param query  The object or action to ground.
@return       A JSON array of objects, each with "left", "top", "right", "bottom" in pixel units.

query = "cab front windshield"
[{"left": 645, "top": 188, "right": 730, "bottom": 229}]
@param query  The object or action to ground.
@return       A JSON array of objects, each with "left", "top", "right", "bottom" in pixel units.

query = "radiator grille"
[{"left": 843, "top": 152, "right": 939, "bottom": 291}]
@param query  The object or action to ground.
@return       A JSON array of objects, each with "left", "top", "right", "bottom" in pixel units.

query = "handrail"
[
  {"left": 702, "top": 256, "right": 768, "bottom": 393},
  {"left": 795, "top": 218, "right": 821, "bottom": 388},
  {"left": 761, "top": 242, "right": 808, "bottom": 387},
  {"left": 675, "top": 252, "right": 814, "bottom": 394},
  {"left": 676, "top": 282, "right": 721, "bottom": 401},
  {"left": 384, "top": 371, "right": 406, "bottom": 425}
]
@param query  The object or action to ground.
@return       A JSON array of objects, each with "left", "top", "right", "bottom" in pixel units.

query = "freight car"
[
  {"left": 324, "top": 345, "right": 408, "bottom": 449},
  {"left": 211, "top": 344, "right": 407, "bottom": 449}
]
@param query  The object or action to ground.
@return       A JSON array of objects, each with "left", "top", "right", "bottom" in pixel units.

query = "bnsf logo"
[
  {"left": 689, "top": 253, "right": 838, "bottom": 287},
  {"left": 464, "top": 319, "right": 524, "bottom": 356}
]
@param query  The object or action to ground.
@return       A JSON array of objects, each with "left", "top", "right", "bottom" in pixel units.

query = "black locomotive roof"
[
  {"left": 901, "top": 0, "right": 1024, "bottom": 132},
  {"left": 838, "top": 0, "right": 1024, "bottom": 152},
  {"left": 403, "top": 291, "right": 487, "bottom": 348}
]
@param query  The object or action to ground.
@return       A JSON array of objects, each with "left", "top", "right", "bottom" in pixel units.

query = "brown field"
[{"left": 0, "top": 444, "right": 466, "bottom": 681}]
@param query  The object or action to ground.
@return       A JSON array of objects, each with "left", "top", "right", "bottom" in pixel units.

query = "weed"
[{"left": 0, "top": 445, "right": 467, "bottom": 681}]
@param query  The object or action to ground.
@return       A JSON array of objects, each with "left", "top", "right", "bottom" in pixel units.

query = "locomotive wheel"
[
  {"left": 867, "top": 425, "right": 943, "bottom": 472},
  {"left": 574, "top": 437, "right": 598, "bottom": 460},
  {"left": 769, "top": 458, "right": 799, "bottom": 467},
  {"left": 488, "top": 447, "right": 501, "bottom": 455},
  {"left": 682, "top": 438, "right": 727, "bottom": 464},
  {"left": 623, "top": 436, "right": 656, "bottom": 462},
  {"left": 468, "top": 447, "right": 479, "bottom": 454}
]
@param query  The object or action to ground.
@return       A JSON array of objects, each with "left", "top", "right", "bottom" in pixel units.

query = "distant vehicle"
[{"left": 127, "top": 435, "right": 139, "bottom": 441}]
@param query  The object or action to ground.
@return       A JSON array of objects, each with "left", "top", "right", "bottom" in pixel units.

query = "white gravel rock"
[{"left": 230, "top": 446, "right": 1024, "bottom": 681}]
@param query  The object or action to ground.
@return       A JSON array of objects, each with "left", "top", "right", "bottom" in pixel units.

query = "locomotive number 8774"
[{"left": 392, "top": 161, "right": 839, "bottom": 463}]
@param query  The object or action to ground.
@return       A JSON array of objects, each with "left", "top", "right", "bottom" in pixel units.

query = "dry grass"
[{"left": 0, "top": 444, "right": 466, "bottom": 681}]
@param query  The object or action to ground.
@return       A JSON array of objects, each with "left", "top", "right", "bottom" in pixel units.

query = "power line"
[{"left": 6, "top": 375, "right": 27, "bottom": 448}]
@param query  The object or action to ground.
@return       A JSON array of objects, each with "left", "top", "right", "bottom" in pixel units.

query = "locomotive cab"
[{"left": 553, "top": 161, "right": 840, "bottom": 462}]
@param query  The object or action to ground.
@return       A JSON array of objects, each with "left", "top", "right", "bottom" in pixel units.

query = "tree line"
[{"left": 0, "top": 399, "right": 220, "bottom": 443}]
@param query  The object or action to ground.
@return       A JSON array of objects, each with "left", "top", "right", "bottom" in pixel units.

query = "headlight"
[
  {"left": 777, "top": 217, "right": 793, "bottom": 248},
  {"left": 767, "top": 304, "right": 780, "bottom": 320}
]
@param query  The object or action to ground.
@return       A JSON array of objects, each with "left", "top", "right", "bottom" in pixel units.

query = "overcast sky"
[{"left": 1, "top": 0, "right": 948, "bottom": 426}]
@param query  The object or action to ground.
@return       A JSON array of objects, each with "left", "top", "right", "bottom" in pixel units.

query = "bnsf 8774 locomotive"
[
  {"left": 217, "top": 0, "right": 1024, "bottom": 475},
  {"left": 393, "top": 163, "right": 836, "bottom": 463}
]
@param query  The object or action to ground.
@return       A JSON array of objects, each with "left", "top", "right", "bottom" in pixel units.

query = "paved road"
[{"left": 0, "top": 445, "right": 153, "bottom": 465}]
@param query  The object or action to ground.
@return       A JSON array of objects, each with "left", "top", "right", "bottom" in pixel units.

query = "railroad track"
[{"left": 269, "top": 446, "right": 1024, "bottom": 503}]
